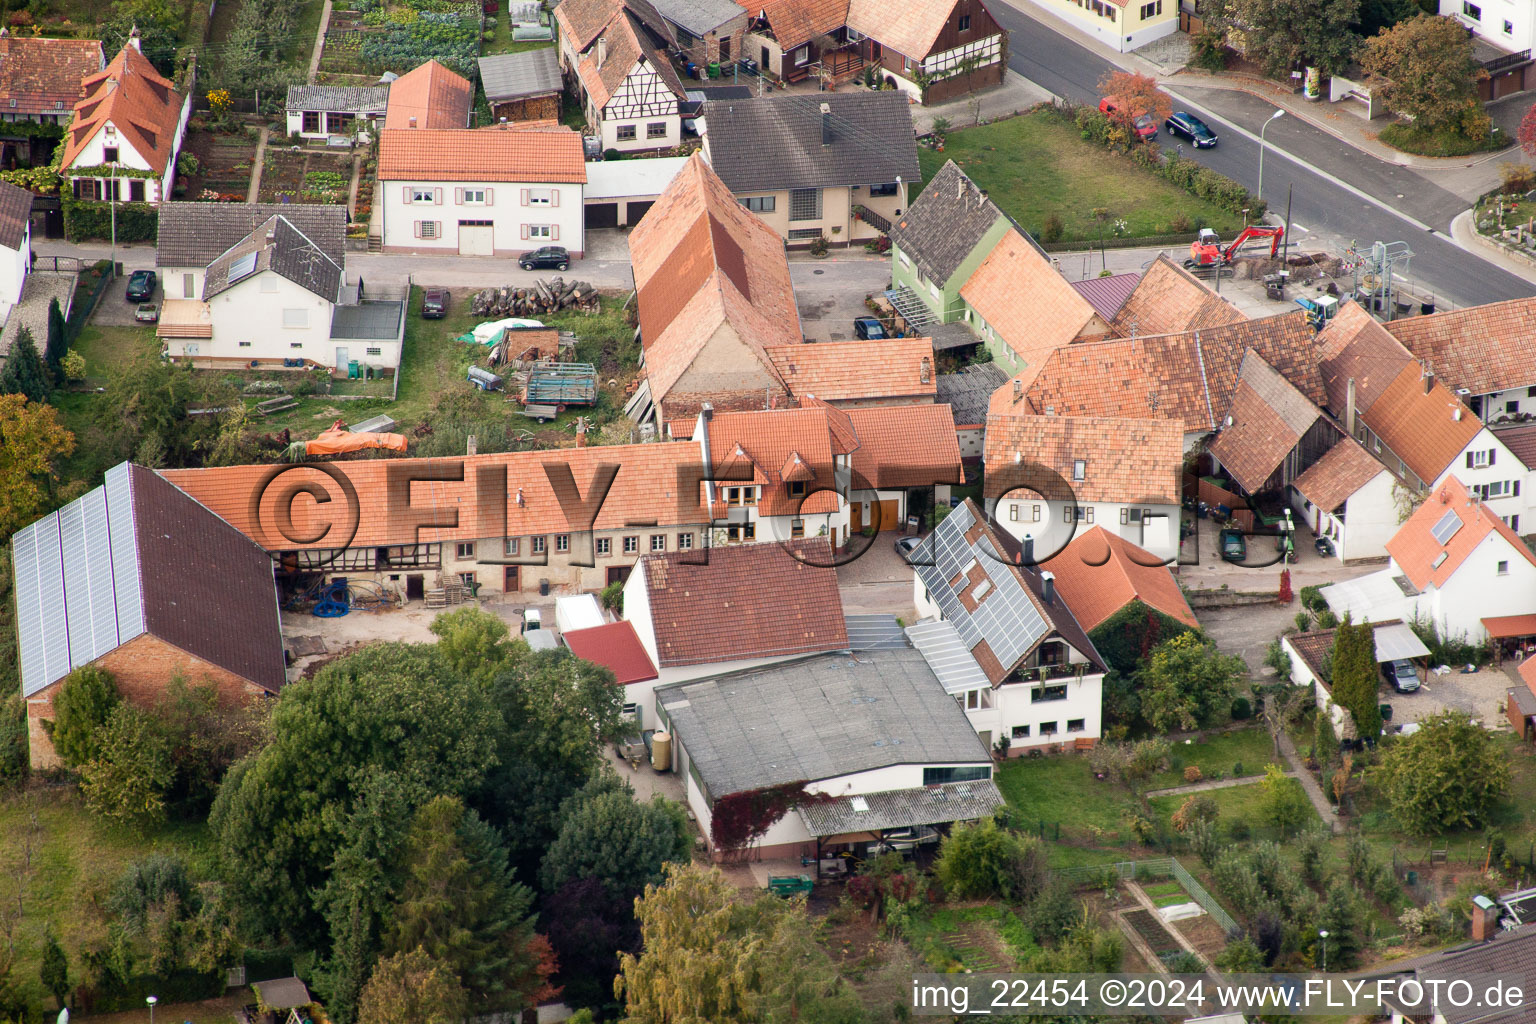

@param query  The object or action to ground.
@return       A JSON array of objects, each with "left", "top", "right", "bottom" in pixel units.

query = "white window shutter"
[
  {"left": 454, "top": 187, "right": 464, "bottom": 204},
  {"left": 434, "top": 188, "right": 443, "bottom": 204},
  {"left": 414, "top": 220, "right": 422, "bottom": 238},
  {"left": 520, "top": 223, "right": 530, "bottom": 240},
  {"left": 485, "top": 187, "right": 494, "bottom": 205},
  {"left": 551, "top": 189, "right": 560, "bottom": 208},
  {"left": 403, "top": 186, "right": 413, "bottom": 204},
  {"left": 520, "top": 188, "right": 530, "bottom": 206},
  {"left": 551, "top": 224, "right": 560, "bottom": 241}
]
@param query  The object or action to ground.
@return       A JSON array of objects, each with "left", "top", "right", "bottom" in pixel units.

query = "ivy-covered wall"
[{"left": 1087, "top": 600, "right": 1198, "bottom": 677}]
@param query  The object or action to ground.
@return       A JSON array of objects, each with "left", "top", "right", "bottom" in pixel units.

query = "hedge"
[
  {"left": 79, "top": 969, "right": 224, "bottom": 1014},
  {"left": 1069, "top": 105, "right": 1266, "bottom": 220},
  {"left": 62, "top": 195, "right": 159, "bottom": 243}
]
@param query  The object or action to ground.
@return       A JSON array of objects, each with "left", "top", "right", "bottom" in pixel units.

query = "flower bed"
[{"left": 1472, "top": 193, "right": 1536, "bottom": 263}]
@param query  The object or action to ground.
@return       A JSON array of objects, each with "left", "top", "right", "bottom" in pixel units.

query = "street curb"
[{"left": 1449, "top": 208, "right": 1536, "bottom": 288}]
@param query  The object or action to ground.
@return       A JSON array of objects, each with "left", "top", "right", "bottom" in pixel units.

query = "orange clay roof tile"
[
  {"left": 1386, "top": 476, "right": 1536, "bottom": 591},
  {"left": 1043, "top": 525, "right": 1198, "bottom": 632},
  {"left": 62, "top": 43, "right": 183, "bottom": 176},
  {"left": 377, "top": 125, "right": 586, "bottom": 182}
]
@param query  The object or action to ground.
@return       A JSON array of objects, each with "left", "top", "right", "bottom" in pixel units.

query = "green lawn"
[
  {"left": 71, "top": 324, "right": 160, "bottom": 383},
  {"left": 1150, "top": 727, "right": 1279, "bottom": 789},
  {"left": 1148, "top": 777, "right": 1320, "bottom": 839},
  {"left": 917, "top": 110, "right": 1245, "bottom": 244},
  {"left": 0, "top": 788, "right": 212, "bottom": 1010}
]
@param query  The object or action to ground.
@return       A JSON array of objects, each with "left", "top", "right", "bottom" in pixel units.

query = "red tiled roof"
[
  {"left": 1497, "top": 423, "right": 1536, "bottom": 471},
  {"left": 556, "top": 0, "right": 627, "bottom": 52},
  {"left": 1387, "top": 296, "right": 1536, "bottom": 398},
  {"left": 384, "top": 59, "right": 472, "bottom": 130},
  {"left": 1360, "top": 360, "right": 1482, "bottom": 484},
  {"left": 766, "top": 337, "right": 936, "bottom": 402},
  {"left": 1206, "top": 351, "right": 1324, "bottom": 495},
  {"left": 846, "top": 0, "right": 978, "bottom": 58},
  {"left": 377, "top": 126, "right": 586, "bottom": 182},
  {"left": 1291, "top": 438, "right": 1388, "bottom": 514},
  {"left": 0, "top": 35, "right": 102, "bottom": 117},
  {"left": 1316, "top": 300, "right": 1415, "bottom": 416},
  {"left": 159, "top": 442, "right": 712, "bottom": 551},
  {"left": 562, "top": 620, "right": 658, "bottom": 683},
  {"left": 706, "top": 406, "right": 843, "bottom": 515},
  {"left": 1043, "top": 525, "right": 1198, "bottom": 633},
  {"left": 983, "top": 412, "right": 1183, "bottom": 504},
  {"left": 62, "top": 43, "right": 184, "bottom": 176},
  {"left": 1110, "top": 254, "right": 1246, "bottom": 338},
  {"left": 629, "top": 154, "right": 801, "bottom": 412},
  {"left": 576, "top": 9, "right": 685, "bottom": 111},
  {"left": 1385, "top": 476, "right": 1536, "bottom": 591},
  {"left": 1521, "top": 652, "right": 1536, "bottom": 696},
  {"left": 844, "top": 404, "right": 963, "bottom": 490},
  {"left": 746, "top": 0, "right": 850, "bottom": 49},
  {"left": 959, "top": 229, "right": 1105, "bottom": 387},
  {"left": 1485, "top": 615, "right": 1536, "bottom": 642},
  {"left": 639, "top": 539, "right": 848, "bottom": 666}
]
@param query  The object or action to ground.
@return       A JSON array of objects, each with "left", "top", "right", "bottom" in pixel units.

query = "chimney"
[
  {"left": 1012, "top": 379, "right": 1022, "bottom": 401},
  {"left": 920, "top": 357, "right": 931, "bottom": 384},
  {"left": 408, "top": 115, "right": 417, "bottom": 129},
  {"left": 820, "top": 102, "right": 832, "bottom": 146},
  {"left": 576, "top": 421, "right": 588, "bottom": 447},
  {"left": 1471, "top": 895, "right": 1498, "bottom": 941},
  {"left": 1041, "top": 570, "right": 1056, "bottom": 605},
  {"left": 466, "top": 434, "right": 478, "bottom": 456},
  {"left": 129, "top": 25, "right": 142, "bottom": 51},
  {"left": 597, "top": 36, "right": 607, "bottom": 69},
  {"left": 1023, "top": 537, "right": 1034, "bottom": 565},
  {"left": 701, "top": 401, "right": 714, "bottom": 422},
  {"left": 515, "top": 487, "right": 525, "bottom": 506},
  {"left": 1422, "top": 365, "right": 1435, "bottom": 395},
  {"left": 1345, "top": 377, "right": 1357, "bottom": 437}
]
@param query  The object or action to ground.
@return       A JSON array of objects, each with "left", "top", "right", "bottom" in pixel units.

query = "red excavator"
[{"left": 1185, "top": 225, "right": 1284, "bottom": 269}]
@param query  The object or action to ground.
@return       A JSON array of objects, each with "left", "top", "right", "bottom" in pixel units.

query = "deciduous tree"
[
  {"left": 1381, "top": 710, "right": 1510, "bottom": 833},
  {"left": 1520, "top": 103, "right": 1536, "bottom": 159},
  {"left": 79, "top": 703, "right": 175, "bottom": 826},
  {"left": 1096, "top": 70, "right": 1172, "bottom": 126},
  {"left": 1258, "top": 763, "right": 1311, "bottom": 836},
  {"left": 0, "top": 393, "right": 73, "bottom": 544},
  {"left": 1361, "top": 15, "right": 1484, "bottom": 131},
  {"left": 539, "top": 775, "right": 691, "bottom": 899},
  {"left": 1138, "top": 632, "right": 1244, "bottom": 733},
  {"left": 357, "top": 948, "right": 468, "bottom": 1024},
  {"left": 1229, "top": 0, "right": 1361, "bottom": 77},
  {"left": 935, "top": 817, "right": 1049, "bottom": 902},
  {"left": 45, "top": 665, "right": 120, "bottom": 769}
]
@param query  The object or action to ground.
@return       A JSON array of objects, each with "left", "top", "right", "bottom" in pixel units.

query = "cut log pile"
[{"left": 469, "top": 277, "right": 599, "bottom": 317}]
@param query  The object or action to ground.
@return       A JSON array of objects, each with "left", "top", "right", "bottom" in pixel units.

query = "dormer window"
[{"left": 788, "top": 480, "right": 806, "bottom": 497}]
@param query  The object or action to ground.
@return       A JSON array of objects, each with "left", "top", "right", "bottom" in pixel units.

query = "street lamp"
[
  {"left": 145, "top": 995, "right": 157, "bottom": 1024},
  {"left": 1258, "top": 109, "right": 1284, "bottom": 204},
  {"left": 1318, "top": 930, "right": 1329, "bottom": 972},
  {"left": 108, "top": 160, "right": 118, "bottom": 277}
]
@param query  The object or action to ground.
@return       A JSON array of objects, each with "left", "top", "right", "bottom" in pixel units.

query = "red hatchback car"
[{"left": 1099, "top": 97, "right": 1158, "bottom": 141}]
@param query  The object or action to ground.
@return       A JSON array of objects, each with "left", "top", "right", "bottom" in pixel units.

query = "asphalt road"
[{"left": 991, "top": 1, "right": 1536, "bottom": 308}]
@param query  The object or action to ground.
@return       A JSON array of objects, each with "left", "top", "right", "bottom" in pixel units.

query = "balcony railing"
[
  {"left": 1012, "top": 663, "right": 1087, "bottom": 683},
  {"left": 1483, "top": 48, "right": 1532, "bottom": 73}
]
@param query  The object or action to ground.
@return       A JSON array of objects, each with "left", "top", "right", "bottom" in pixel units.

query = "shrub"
[
  {"left": 599, "top": 579, "right": 624, "bottom": 613},
  {"left": 1228, "top": 817, "right": 1251, "bottom": 841},
  {"left": 1231, "top": 696, "right": 1252, "bottom": 720},
  {"left": 1039, "top": 213, "right": 1064, "bottom": 243},
  {"left": 1501, "top": 162, "right": 1536, "bottom": 194},
  {"left": 1183, "top": 765, "right": 1203, "bottom": 783},
  {"left": 1264, "top": 639, "right": 1292, "bottom": 682},
  {"left": 1231, "top": 761, "right": 1244, "bottom": 777},
  {"left": 1294, "top": 610, "right": 1313, "bottom": 632},
  {"left": 46, "top": 665, "right": 122, "bottom": 769},
  {"left": 1169, "top": 213, "right": 1192, "bottom": 233},
  {"left": 934, "top": 817, "right": 1047, "bottom": 902},
  {"left": 1316, "top": 609, "right": 1339, "bottom": 629}
]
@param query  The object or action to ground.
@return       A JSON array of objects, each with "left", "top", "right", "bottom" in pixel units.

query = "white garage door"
[{"left": 458, "top": 220, "right": 494, "bottom": 256}]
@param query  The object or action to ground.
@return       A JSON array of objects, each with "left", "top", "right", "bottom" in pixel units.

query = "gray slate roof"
[
  {"left": 1373, "top": 924, "right": 1536, "bottom": 1024},
  {"left": 890, "top": 160, "right": 1006, "bottom": 287},
  {"left": 478, "top": 48, "right": 561, "bottom": 102},
  {"left": 936, "top": 362, "right": 1008, "bottom": 427},
  {"left": 286, "top": 84, "right": 389, "bottom": 114},
  {"left": 0, "top": 179, "right": 33, "bottom": 251},
  {"left": 703, "top": 91, "right": 919, "bottom": 192},
  {"left": 157, "top": 202, "right": 348, "bottom": 269},
  {"left": 798, "top": 779, "right": 1004, "bottom": 837},
  {"left": 204, "top": 215, "right": 343, "bottom": 303},
  {"left": 657, "top": 649, "right": 991, "bottom": 798},
  {"left": 648, "top": 0, "right": 745, "bottom": 34}
]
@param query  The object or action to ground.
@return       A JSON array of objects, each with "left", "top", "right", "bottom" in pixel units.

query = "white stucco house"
[
  {"left": 61, "top": 36, "right": 190, "bottom": 206},
  {"left": 1321, "top": 476, "right": 1536, "bottom": 645},
  {"left": 157, "top": 213, "right": 405, "bottom": 374},
  {"left": 554, "top": 2, "right": 686, "bottom": 154},
  {"left": 0, "top": 181, "right": 33, "bottom": 314},
  {"left": 1289, "top": 437, "right": 1401, "bottom": 563},
  {"left": 376, "top": 126, "right": 587, "bottom": 256},
  {"left": 909, "top": 499, "right": 1107, "bottom": 755}
]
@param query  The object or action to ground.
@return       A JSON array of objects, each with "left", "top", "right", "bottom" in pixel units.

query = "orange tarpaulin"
[{"left": 306, "top": 419, "right": 409, "bottom": 456}]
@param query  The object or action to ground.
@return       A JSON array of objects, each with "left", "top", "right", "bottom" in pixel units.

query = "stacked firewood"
[{"left": 469, "top": 277, "right": 599, "bottom": 317}]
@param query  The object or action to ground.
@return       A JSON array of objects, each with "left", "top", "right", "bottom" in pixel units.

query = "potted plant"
[{"left": 809, "top": 235, "right": 829, "bottom": 258}]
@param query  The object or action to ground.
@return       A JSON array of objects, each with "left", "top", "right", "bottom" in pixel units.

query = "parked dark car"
[
  {"left": 1383, "top": 658, "right": 1420, "bottom": 693},
  {"left": 125, "top": 270, "right": 157, "bottom": 302},
  {"left": 421, "top": 288, "right": 450, "bottom": 319},
  {"left": 853, "top": 316, "right": 889, "bottom": 340},
  {"left": 519, "top": 245, "right": 569, "bottom": 272},
  {"left": 1219, "top": 527, "right": 1246, "bottom": 563},
  {"left": 1165, "top": 111, "right": 1218, "bottom": 148}
]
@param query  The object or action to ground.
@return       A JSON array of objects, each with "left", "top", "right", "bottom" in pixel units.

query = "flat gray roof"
[
  {"left": 330, "top": 300, "right": 403, "bottom": 341},
  {"left": 657, "top": 649, "right": 990, "bottom": 799},
  {"left": 845, "top": 613, "right": 909, "bottom": 651},
  {"left": 797, "top": 779, "right": 1003, "bottom": 837}
]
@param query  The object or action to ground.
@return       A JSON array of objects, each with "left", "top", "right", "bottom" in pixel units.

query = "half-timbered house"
[{"left": 556, "top": 0, "right": 688, "bottom": 153}]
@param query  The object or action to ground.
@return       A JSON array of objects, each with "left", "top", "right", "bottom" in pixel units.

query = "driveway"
[
  {"left": 1196, "top": 602, "right": 1303, "bottom": 678},
  {"left": 90, "top": 261, "right": 159, "bottom": 326},
  {"left": 1387, "top": 665, "right": 1517, "bottom": 732},
  {"left": 793, "top": 254, "right": 890, "bottom": 341},
  {"left": 837, "top": 535, "right": 918, "bottom": 620}
]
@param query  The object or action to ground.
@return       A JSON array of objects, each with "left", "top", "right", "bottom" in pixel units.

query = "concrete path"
[
  {"left": 1276, "top": 729, "right": 1340, "bottom": 833},
  {"left": 247, "top": 128, "right": 270, "bottom": 203},
  {"left": 308, "top": 0, "right": 332, "bottom": 84}
]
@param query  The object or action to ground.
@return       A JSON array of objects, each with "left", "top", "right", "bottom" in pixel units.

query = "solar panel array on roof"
[
  {"left": 13, "top": 462, "right": 145, "bottom": 697},
  {"left": 227, "top": 251, "right": 258, "bottom": 285},
  {"left": 912, "top": 502, "right": 1048, "bottom": 670},
  {"left": 1431, "top": 507, "right": 1463, "bottom": 546},
  {"left": 905, "top": 619, "right": 990, "bottom": 694}
]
